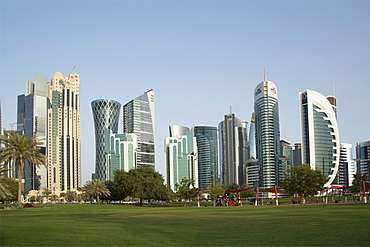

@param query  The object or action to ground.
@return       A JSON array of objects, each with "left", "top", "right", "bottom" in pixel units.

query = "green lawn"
[{"left": 1, "top": 203, "right": 369, "bottom": 246}]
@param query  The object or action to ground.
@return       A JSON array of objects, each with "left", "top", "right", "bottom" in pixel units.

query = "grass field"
[{"left": 1, "top": 203, "right": 369, "bottom": 246}]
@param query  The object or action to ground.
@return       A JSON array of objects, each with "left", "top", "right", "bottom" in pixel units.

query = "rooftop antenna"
[
  {"left": 332, "top": 82, "right": 336, "bottom": 97},
  {"left": 229, "top": 106, "right": 232, "bottom": 115},
  {"left": 264, "top": 68, "right": 267, "bottom": 81}
]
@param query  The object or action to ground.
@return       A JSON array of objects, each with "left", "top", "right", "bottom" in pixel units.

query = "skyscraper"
[
  {"left": 292, "top": 143, "right": 302, "bottom": 167},
  {"left": 248, "top": 112, "right": 256, "bottom": 159},
  {"left": 337, "top": 143, "right": 356, "bottom": 187},
  {"left": 278, "top": 140, "right": 292, "bottom": 184},
  {"left": 17, "top": 74, "right": 49, "bottom": 192},
  {"left": 123, "top": 90, "right": 155, "bottom": 169},
  {"left": 218, "top": 113, "right": 248, "bottom": 186},
  {"left": 165, "top": 125, "right": 198, "bottom": 191},
  {"left": 356, "top": 141, "right": 370, "bottom": 180},
  {"left": 194, "top": 126, "right": 218, "bottom": 190},
  {"left": 299, "top": 89, "right": 340, "bottom": 187},
  {"left": 254, "top": 74, "right": 280, "bottom": 188},
  {"left": 104, "top": 129, "right": 137, "bottom": 181},
  {"left": 47, "top": 71, "right": 81, "bottom": 194},
  {"left": 91, "top": 99, "right": 121, "bottom": 180}
]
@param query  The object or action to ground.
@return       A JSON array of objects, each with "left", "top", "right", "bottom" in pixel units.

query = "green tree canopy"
[
  {"left": 0, "top": 164, "right": 13, "bottom": 200},
  {"left": 114, "top": 168, "right": 173, "bottom": 204},
  {"left": 175, "top": 178, "right": 199, "bottom": 206},
  {"left": 83, "top": 179, "right": 111, "bottom": 203},
  {"left": 0, "top": 133, "right": 47, "bottom": 208},
  {"left": 208, "top": 183, "right": 225, "bottom": 207},
  {"left": 281, "top": 164, "right": 327, "bottom": 204},
  {"left": 351, "top": 172, "right": 368, "bottom": 193}
]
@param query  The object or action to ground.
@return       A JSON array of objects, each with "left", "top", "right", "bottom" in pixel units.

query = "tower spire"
[{"left": 264, "top": 68, "right": 267, "bottom": 81}]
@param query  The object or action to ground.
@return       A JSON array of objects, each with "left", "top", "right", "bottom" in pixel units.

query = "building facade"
[
  {"left": 123, "top": 90, "right": 155, "bottom": 169},
  {"left": 91, "top": 99, "right": 121, "bottom": 180},
  {"left": 218, "top": 113, "right": 248, "bottom": 186},
  {"left": 254, "top": 75, "right": 281, "bottom": 188},
  {"left": 293, "top": 143, "right": 302, "bottom": 167},
  {"left": 356, "top": 141, "right": 370, "bottom": 180},
  {"left": 165, "top": 125, "right": 198, "bottom": 192},
  {"left": 336, "top": 143, "right": 356, "bottom": 187},
  {"left": 194, "top": 126, "right": 218, "bottom": 190},
  {"left": 104, "top": 129, "right": 137, "bottom": 181},
  {"left": 47, "top": 71, "right": 81, "bottom": 195},
  {"left": 17, "top": 74, "right": 49, "bottom": 192},
  {"left": 299, "top": 89, "right": 340, "bottom": 187}
]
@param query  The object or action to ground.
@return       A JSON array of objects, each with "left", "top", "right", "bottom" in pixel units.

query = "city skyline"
[{"left": 1, "top": 1, "right": 369, "bottom": 184}]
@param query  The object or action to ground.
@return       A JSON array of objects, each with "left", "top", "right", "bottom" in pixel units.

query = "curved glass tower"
[
  {"left": 300, "top": 90, "right": 340, "bottom": 187},
  {"left": 91, "top": 99, "right": 121, "bottom": 180},
  {"left": 254, "top": 75, "right": 280, "bottom": 188}
]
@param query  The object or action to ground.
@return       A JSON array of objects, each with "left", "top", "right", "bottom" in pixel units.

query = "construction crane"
[{"left": 68, "top": 66, "right": 76, "bottom": 76}]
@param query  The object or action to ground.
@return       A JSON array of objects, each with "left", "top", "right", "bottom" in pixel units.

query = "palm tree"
[
  {"left": 0, "top": 133, "right": 47, "bottom": 209},
  {"left": 0, "top": 164, "right": 13, "bottom": 199},
  {"left": 42, "top": 189, "right": 52, "bottom": 202},
  {"left": 83, "top": 179, "right": 110, "bottom": 203}
]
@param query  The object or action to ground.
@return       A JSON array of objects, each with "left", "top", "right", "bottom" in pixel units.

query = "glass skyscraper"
[
  {"left": 194, "top": 126, "right": 218, "bottom": 190},
  {"left": 299, "top": 89, "right": 340, "bottom": 187},
  {"left": 91, "top": 99, "right": 121, "bottom": 180},
  {"left": 17, "top": 74, "right": 49, "bottom": 192},
  {"left": 165, "top": 125, "right": 198, "bottom": 191},
  {"left": 254, "top": 75, "right": 280, "bottom": 189},
  {"left": 47, "top": 71, "right": 81, "bottom": 194},
  {"left": 123, "top": 90, "right": 155, "bottom": 169},
  {"left": 356, "top": 141, "right": 370, "bottom": 180},
  {"left": 218, "top": 113, "right": 248, "bottom": 186},
  {"left": 336, "top": 143, "right": 356, "bottom": 187}
]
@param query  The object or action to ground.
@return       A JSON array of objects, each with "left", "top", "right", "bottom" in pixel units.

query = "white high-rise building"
[
  {"left": 338, "top": 143, "right": 356, "bottom": 187},
  {"left": 299, "top": 89, "right": 340, "bottom": 187},
  {"left": 47, "top": 71, "right": 81, "bottom": 194}
]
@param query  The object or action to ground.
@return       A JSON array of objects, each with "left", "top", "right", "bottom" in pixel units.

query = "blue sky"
[{"left": 1, "top": 1, "right": 369, "bottom": 184}]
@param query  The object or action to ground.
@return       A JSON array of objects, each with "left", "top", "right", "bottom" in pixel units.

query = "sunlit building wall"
[
  {"left": 218, "top": 113, "right": 248, "bottom": 186},
  {"left": 123, "top": 90, "right": 155, "bottom": 169},
  {"left": 47, "top": 71, "right": 81, "bottom": 195},
  {"left": 165, "top": 125, "right": 198, "bottom": 192},
  {"left": 299, "top": 90, "right": 340, "bottom": 187}
]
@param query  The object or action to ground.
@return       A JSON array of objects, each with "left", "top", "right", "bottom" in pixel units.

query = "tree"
[
  {"left": 351, "top": 172, "right": 368, "bottom": 194},
  {"left": 0, "top": 164, "right": 13, "bottom": 199},
  {"left": 208, "top": 183, "right": 225, "bottom": 207},
  {"left": 281, "top": 164, "right": 327, "bottom": 205},
  {"left": 175, "top": 178, "right": 199, "bottom": 206},
  {"left": 42, "top": 189, "right": 52, "bottom": 202},
  {"left": 114, "top": 168, "right": 172, "bottom": 204},
  {"left": 0, "top": 133, "right": 47, "bottom": 209},
  {"left": 83, "top": 179, "right": 111, "bottom": 203},
  {"left": 64, "top": 191, "right": 78, "bottom": 202}
]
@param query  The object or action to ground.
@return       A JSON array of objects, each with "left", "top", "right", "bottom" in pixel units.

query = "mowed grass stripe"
[{"left": 1, "top": 203, "right": 369, "bottom": 246}]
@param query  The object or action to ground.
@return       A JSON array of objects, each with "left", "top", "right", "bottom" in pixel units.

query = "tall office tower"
[
  {"left": 91, "top": 99, "right": 121, "bottom": 180},
  {"left": 278, "top": 140, "right": 292, "bottom": 183},
  {"left": 104, "top": 129, "right": 137, "bottom": 181},
  {"left": 123, "top": 90, "right": 155, "bottom": 169},
  {"left": 165, "top": 125, "right": 198, "bottom": 192},
  {"left": 356, "top": 141, "right": 370, "bottom": 180},
  {"left": 299, "top": 90, "right": 340, "bottom": 187},
  {"left": 194, "top": 126, "right": 218, "bottom": 190},
  {"left": 218, "top": 113, "right": 248, "bottom": 186},
  {"left": 47, "top": 71, "right": 81, "bottom": 195},
  {"left": 293, "top": 143, "right": 302, "bottom": 167},
  {"left": 248, "top": 112, "right": 256, "bottom": 159},
  {"left": 0, "top": 101, "right": 2, "bottom": 135},
  {"left": 17, "top": 74, "right": 49, "bottom": 192},
  {"left": 254, "top": 74, "right": 280, "bottom": 188},
  {"left": 336, "top": 143, "right": 356, "bottom": 187}
]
